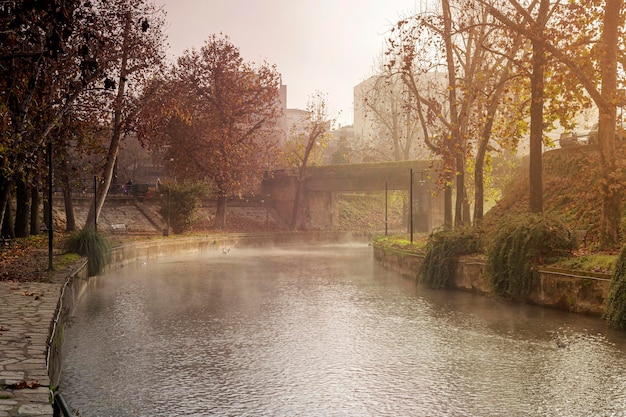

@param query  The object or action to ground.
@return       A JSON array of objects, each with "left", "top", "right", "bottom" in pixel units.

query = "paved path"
[{"left": 0, "top": 282, "right": 61, "bottom": 417}]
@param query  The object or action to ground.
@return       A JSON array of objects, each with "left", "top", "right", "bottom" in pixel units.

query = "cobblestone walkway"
[{"left": 0, "top": 282, "right": 61, "bottom": 417}]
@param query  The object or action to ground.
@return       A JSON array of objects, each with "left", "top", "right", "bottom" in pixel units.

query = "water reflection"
[{"left": 61, "top": 244, "right": 626, "bottom": 416}]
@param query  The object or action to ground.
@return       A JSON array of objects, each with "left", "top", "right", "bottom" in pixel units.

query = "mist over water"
[{"left": 61, "top": 244, "right": 626, "bottom": 416}]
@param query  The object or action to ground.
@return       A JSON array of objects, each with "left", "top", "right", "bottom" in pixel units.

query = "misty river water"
[{"left": 60, "top": 243, "right": 626, "bottom": 416}]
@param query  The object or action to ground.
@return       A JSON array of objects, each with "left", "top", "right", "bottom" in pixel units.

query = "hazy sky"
[{"left": 157, "top": 0, "right": 418, "bottom": 127}]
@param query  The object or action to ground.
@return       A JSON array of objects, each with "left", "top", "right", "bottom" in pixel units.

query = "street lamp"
[
  {"left": 385, "top": 181, "right": 388, "bottom": 236},
  {"left": 409, "top": 169, "right": 426, "bottom": 242},
  {"left": 264, "top": 194, "right": 271, "bottom": 231},
  {"left": 47, "top": 140, "right": 53, "bottom": 271},
  {"left": 167, "top": 187, "right": 170, "bottom": 235},
  {"left": 93, "top": 175, "right": 97, "bottom": 232}
]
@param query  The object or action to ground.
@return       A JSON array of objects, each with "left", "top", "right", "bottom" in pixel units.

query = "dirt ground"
[{"left": 0, "top": 238, "right": 69, "bottom": 283}]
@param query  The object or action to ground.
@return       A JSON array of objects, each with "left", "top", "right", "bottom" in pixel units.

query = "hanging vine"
[
  {"left": 604, "top": 245, "right": 626, "bottom": 328},
  {"left": 486, "top": 213, "right": 577, "bottom": 298},
  {"left": 421, "top": 227, "right": 482, "bottom": 289}
]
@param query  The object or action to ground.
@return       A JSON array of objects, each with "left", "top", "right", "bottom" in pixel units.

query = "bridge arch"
[{"left": 262, "top": 160, "right": 447, "bottom": 232}]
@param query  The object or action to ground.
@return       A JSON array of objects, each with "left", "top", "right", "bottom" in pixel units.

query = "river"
[{"left": 60, "top": 243, "right": 626, "bottom": 416}]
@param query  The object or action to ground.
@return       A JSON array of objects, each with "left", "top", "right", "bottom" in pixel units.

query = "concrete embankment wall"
[
  {"left": 107, "top": 231, "right": 371, "bottom": 270},
  {"left": 372, "top": 243, "right": 611, "bottom": 317}
]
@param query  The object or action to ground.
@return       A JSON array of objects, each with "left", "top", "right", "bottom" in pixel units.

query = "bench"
[
  {"left": 0, "top": 236, "right": 12, "bottom": 247},
  {"left": 110, "top": 223, "right": 127, "bottom": 233}
]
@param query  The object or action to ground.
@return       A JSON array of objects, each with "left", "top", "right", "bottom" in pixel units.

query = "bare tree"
[
  {"left": 356, "top": 70, "right": 424, "bottom": 162},
  {"left": 287, "top": 92, "right": 332, "bottom": 230},
  {"left": 85, "top": 0, "right": 166, "bottom": 229}
]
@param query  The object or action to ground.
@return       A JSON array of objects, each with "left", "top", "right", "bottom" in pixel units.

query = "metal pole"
[
  {"left": 93, "top": 175, "right": 97, "bottom": 232},
  {"left": 167, "top": 187, "right": 171, "bottom": 234},
  {"left": 409, "top": 169, "right": 413, "bottom": 242},
  {"left": 385, "top": 181, "right": 388, "bottom": 236},
  {"left": 265, "top": 194, "right": 270, "bottom": 231},
  {"left": 47, "top": 141, "right": 53, "bottom": 271}
]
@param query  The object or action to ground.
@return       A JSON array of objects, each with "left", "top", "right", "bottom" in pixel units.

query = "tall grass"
[{"left": 66, "top": 228, "right": 111, "bottom": 276}]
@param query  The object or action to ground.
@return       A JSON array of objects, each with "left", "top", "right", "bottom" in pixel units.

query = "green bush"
[
  {"left": 372, "top": 235, "right": 428, "bottom": 252},
  {"left": 421, "top": 227, "right": 482, "bottom": 289},
  {"left": 486, "top": 213, "right": 577, "bottom": 298},
  {"left": 66, "top": 228, "right": 111, "bottom": 276},
  {"left": 159, "top": 183, "right": 206, "bottom": 234},
  {"left": 604, "top": 245, "right": 626, "bottom": 329}
]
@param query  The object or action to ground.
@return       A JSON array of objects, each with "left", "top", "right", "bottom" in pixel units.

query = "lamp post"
[
  {"left": 93, "top": 175, "right": 97, "bottom": 232},
  {"left": 385, "top": 181, "right": 388, "bottom": 236},
  {"left": 409, "top": 169, "right": 426, "bottom": 242},
  {"left": 410, "top": 169, "right": 413, "bottom": 242},
  {"left": 47, "top": 140, "right": 53, "bottom": 271},
  {"left": 265, "top": 194, "right": 270, "bottom": 231}
]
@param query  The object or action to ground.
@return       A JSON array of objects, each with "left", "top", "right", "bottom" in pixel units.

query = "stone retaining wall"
[
  {"left": 107, "top": 231, "right": 371, "bottom": 270},
  {"left": 47, "top": 261, "right": 89, "bottom": 390},
  {"left": 372, "top": 243, "right": 611, "bottom": 317}
]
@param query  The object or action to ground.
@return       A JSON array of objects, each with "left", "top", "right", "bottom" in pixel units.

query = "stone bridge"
[{"left": 261, "top": 160, "right": 446, "bottom": 232}]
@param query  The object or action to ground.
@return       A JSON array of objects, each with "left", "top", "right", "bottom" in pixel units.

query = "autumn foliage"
[{"left": 139, "top": 34, "right": 282, "bottom": 229}]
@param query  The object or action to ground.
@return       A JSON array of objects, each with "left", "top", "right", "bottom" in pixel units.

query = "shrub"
[
  {"left": 66, "top": 228, "right": 111, "bottom": 276},
  {"left": 159, "top": 183, "right": 206, "bottom": 234},
  {"left": 486, "top": 213, "right": 577, "bottom": 298},
  {"left": 421, "top": 227, "right": 482, "bottom": 289},
  {"left": 372, "top": 235, "right": 428, "bottom": 252},
  {"left": 604, "top": 245, "right": 626, "bottom": 329}
]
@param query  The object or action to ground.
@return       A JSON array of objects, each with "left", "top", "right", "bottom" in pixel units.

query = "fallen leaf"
[{"left": 6, "top": 380, "right": 40, "bottom": 389}]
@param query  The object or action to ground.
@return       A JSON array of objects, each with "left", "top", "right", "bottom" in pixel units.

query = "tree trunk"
[
  {"left": 63, "top": 174, "right": 76, "bottom": 232},
  {"left": 2, "top": 198, "right": 14, "bottom": 238},
  {"left": 528, "top": 39, "right": 545, "bottom": 214},
  {"left": 474, "top": 74, "right": 506, "bottom": 224},
  {"left": 462, "top": 188, "right": 471, "bottom": 226},
  {"left": 291, "top": 178, "right": 304, "bottom": 231},
  {"left": 214, "top": 195, "right": 227, "bottom": 229},
  {"left": 85, "top": 12, "right": 131, "bottom": 230},
  {"left": 30, "top": 185, "right": 40, "bottom": 235},
  {"left": 0, "top": 178, "right": 12, "bottom": 233},
  {"left": 528, "top": 0, "right": 550, "bottom": 214},
  {"left": 474, "top": 136, "right": 488, "bottom": 224},
  {"left": 444, "top": 181, "right": 453, "bottom": 229},
  {"left": 442, "top": 0, "right": 464, "bottom": 229},
  {"left": 59, "top": 158, "right": 76, "bottom": 232},
  {"left": 290, "top": 125, "right": 320, "bottom": 231},
  {"left": 598, "top": 0, "right": 621, "bottom": 247},
  {"left": 14, "top": 176, "right": 30, "bottom": 238},
  {"left": 455, "top": 157, "right": 465, "bottom": 227}
]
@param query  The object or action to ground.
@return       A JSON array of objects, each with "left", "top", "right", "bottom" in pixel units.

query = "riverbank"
[
  {"left": 0, "top": 258, "right": 87, "bottom": 417},
  {"left": 372, "top": 242, "right": 612, "bottom": 316}
]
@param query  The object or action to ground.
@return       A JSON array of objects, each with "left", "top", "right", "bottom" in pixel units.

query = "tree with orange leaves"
[{"left": 141, "top": 34, "right": 282, "bottom": 229}]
